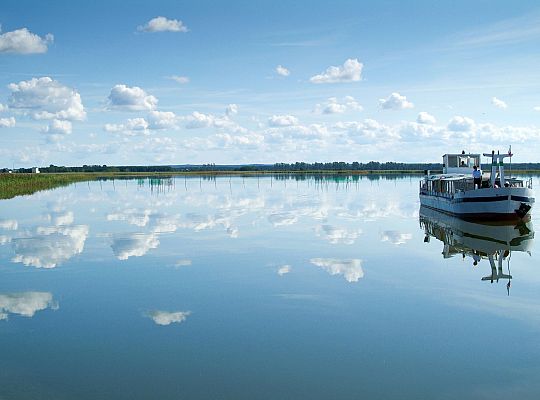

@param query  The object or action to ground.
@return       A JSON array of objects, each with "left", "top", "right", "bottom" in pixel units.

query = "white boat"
[{"left": 419, "top": 150, "right": 534, "bottom": 222}]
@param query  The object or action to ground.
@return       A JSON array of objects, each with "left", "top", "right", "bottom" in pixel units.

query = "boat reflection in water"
[{"left": 419, "top": 206, "right": 534, "bottom": 293}]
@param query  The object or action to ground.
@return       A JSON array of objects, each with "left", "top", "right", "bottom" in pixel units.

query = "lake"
[{"left": 1, "top": 174, "right": 539, "bottom": 399}]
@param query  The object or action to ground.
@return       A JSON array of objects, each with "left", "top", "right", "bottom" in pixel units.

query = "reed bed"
[{"left": 0, "top": 173, "right": 96, "bottom": 200}]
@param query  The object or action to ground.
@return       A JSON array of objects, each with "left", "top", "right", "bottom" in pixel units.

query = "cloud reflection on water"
[
  {"left": 310, "top": 258, "right": 364, "bottom": 282},
  {"left": 0, "top": 292, "right": 57, "bottom": 320},
  {"left": 146, "top": 310, "right": 191, "bottom": 326}
]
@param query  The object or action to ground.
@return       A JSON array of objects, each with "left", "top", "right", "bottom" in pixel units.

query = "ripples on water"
[{"left": 0, "top": 175, "right": 539, "bottom": 399}]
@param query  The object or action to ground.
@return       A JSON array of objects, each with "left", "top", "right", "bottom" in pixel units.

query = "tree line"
[{"left": 3, "top": 161, "right": 540, "bottom": 174}]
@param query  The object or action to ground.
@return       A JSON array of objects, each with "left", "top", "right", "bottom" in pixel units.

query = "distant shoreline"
[{"left": 2, "top": 170, "right": 539, "bottom": 200}]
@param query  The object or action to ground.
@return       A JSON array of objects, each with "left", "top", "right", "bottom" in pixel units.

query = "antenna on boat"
[{"left": 508, "top": 145, "right": 512, "bottom": 178}]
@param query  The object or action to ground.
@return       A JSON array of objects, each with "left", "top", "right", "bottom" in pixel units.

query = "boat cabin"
[{"left": 442, "top": 153, "right": 480, "bottom": 174}]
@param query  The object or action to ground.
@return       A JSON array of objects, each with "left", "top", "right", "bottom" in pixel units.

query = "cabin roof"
[{"left": 442, "top": 153, "right": 480, "bottom": 157}]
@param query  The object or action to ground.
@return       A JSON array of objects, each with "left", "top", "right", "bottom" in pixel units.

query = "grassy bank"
[{"left": 0, "top": 173, "right": 99, "bottom": 200}]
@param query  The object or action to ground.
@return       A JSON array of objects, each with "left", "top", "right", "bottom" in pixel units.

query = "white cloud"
[
  {"left": 268, "top": 115, "right": 299, "bottom": 127},
  {"left": 0, "top": 117, "right": 16, "bottom": 128},
  {"left": 315, "top": 96, "right": 363, "bottom": 114},
  {"left": 277, "top": 265, "right": 291, "bottom": 276},
  {"left": 105, "top": 111, "right": 178, "bottom": 135},
  {"left": 107, "top": 84, "right": 158, "bottom": 111},
  {"left": 534, "top": 106, "right": 540, "bottom": 112},
  {"left": 226, "top": 103, "right": 238, "bottom": 117},
  {"left": 167, "top": 75, "right": 190, "bottom": 84},
  {"left": 416, "top": 111, "right": 436, "bottom": 125},
  {"left": 491, "top": 97, "right": 508, "bottom": 109},
  {"left": 334, "top": 119, "right": 400, "bottom": 144},
  {"left": 42, "top": 119, "right": 72, "bottom": 142},
  {"left": 214, "top": 132, "right": 264, "bottom": 149},
  {"left": 380, "top": 230, "right": 412, "bottom": 245},
  {"left": 0, "top": 219, "right": 18, "bottom": 230},
  {"left": 184, "top": 111, "right": 216, "bottom": 129},
  {"left": 147, "top": 111, "right": 178, "bottom": 130},
  {"left": 137, "top": 17, "right": 188, "bottom": 33},
  {"left": 447, "top": 116, "right": 476, "bottom": 131},
  {"left": 8, "top": 77, "right": 86, "bottom": 120},
  {"left": 146, "top": 310, "right": 191, "bottom": 326},
  {"left": 310, "top": 58, "right": 363, "bottom": 84},
  {"left": 104, "top": 118, "right": 150, "bottom": 136},
  {"left": 0, "top": 292, "right": 57, "bottom": 320},
  {"left": 310, "top": 258, "right": 364, "bottom": 282},
  {"left": 379, "top": 92, "right": 414, "bottom": 110},
  {"left": 11, "top": 225, "right": 89, "bottom": 268},
  {"left": 0, "top": 28, "right": 53, "bottom": 54},
  {"left": 276, "top": 65, "right": 290, "bottom": 76},
  {"left": 0, "top": 103, "right": 7, "bottom": 112}
]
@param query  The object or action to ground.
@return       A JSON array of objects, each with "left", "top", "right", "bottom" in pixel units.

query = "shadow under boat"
[{"left": 419, "top": 205, "right": 534, "bottom": 293}]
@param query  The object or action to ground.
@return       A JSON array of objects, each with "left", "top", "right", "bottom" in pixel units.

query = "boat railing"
[{"left": 527, "top": 178, "right": 533, "bottom": 189}]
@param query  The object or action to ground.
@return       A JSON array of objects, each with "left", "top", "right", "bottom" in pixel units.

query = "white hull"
[{"left": 419, "top": 186, "right": 534, "bottom": 222}]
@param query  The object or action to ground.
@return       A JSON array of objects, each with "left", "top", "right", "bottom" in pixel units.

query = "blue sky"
[{"left": 1, "top": 0, "right": 540, "bottom": 167}]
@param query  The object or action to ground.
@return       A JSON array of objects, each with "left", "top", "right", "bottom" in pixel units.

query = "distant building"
[{"left": 32, "top": 167, "right": 40, "bottom": 174}]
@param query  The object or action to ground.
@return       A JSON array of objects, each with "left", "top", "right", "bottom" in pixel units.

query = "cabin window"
[{"left": 447, "top": 156, "right": 458, "bottom": 168}]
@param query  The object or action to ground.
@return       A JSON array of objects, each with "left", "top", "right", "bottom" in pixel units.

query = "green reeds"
[{"left": 0, "top": 173, "right": 96, "bottom": 200}]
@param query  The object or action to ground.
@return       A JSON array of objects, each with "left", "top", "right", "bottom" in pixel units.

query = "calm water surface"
[{"left": 1, "top": 175, "right": 539, "bottom": 399}]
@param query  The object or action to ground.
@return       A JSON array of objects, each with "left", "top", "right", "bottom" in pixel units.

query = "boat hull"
[{"left": 419, "top": 186, "right": 534, "bottom": 223}]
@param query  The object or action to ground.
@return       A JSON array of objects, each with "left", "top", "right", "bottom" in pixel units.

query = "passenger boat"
[{"left": 419, "top": 150, "right": 534, "bottom": 222}]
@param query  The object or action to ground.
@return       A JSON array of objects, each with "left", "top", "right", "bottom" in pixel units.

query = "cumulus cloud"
[
  {"left": 0, "top": 103, "right": 6, "bottom": 112},
  {"left": 268, "top": 115, "right": 299, "bottom": 127},
  {"left": 276, "top": 65, "right": 290, "bottom": 76},
  {"left": 0, "top": 117, "right": 16, "bottom": 128},
  {"left": 334, "top": 119, "right": 400, "bottom": 144},
  {"left": 0, "top": 27, "right": 53, "bottom": 54},
  {"left": 167, "top": 75, "right": 189, "bottom": 84},
  {"left": 417, "top": 111, "right": 436, "bottom": 125},
  {"left": 146, "top": 310, "right": 191, "bottom": 326},
  {"left": 41, "top": 119, "right": 72, "bottom": 142},
  {"left": 277, "top": 265, "right": 291, "bottom": 276},
  {"left": 105, "top": 111, "right": 179, "bottom": 135},
  {"left": 315, "top": 96, "right": 363, "bottom": 114},
  {"left": 491, "top": 97, "right": 507, "bottom": 109},
  {"left": 11, "top": 225, "right": 89, "bottom": 268},
  {"left": 310, "top": 58, "right": 363, "bottom": 84},
  {"left": 379, "top": 92, "right": 414, "bottom": 110},
  {"left": 226, "top": 103, "right": 238, "bottom": 117},
  {"left": 310, "top": 258, "right": 364, "bottom": 282},
  {"left": 0, "top": 292, "right": 57, "bottom": 320},
  {"left": 147, "top": 111, "right": 178, "bottom": 130},
  {"left": 380, "top": 230, "right": 412, "bottom": 245},
  {"left": 447, "top": 116, "right": 476, "bottom": 131},
  {"left": 8, "top": 77, "right": 86, "bottom": 120},
  {"left": 104, "top": 118, "right": 149, "bottom": 136},
  {"left": 107, "top": 84, "right": 158, "bottom": 111},
  {"left": 137, "top": 17, "right": 188, "bottom": 33}
]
